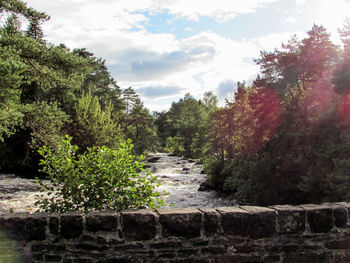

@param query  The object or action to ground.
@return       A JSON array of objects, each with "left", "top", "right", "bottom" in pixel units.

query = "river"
[
  {"left": 0, "top": 153, "right": 234, "bottom": 214},
  {"left": 149, "top": 153, "right": 234, "bottom": 208}
]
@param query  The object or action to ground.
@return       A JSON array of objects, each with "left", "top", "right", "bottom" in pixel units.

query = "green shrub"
[{"left": 35, "top": 136, "right": 165, "bottom": 213}]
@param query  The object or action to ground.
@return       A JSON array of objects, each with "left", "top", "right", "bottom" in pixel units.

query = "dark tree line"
[{"left": 204, "top": 23, "right": 350, "bottom": 205}]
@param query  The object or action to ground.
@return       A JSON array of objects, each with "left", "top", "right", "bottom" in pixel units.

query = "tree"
[
  {"left": 206, "top": 25, "right": 350, "bottom": 205},
  {"left": 73, "top": 90, "right": 121, "bottom": 151},
  {"left": 0, "top": 0, "right": 92, "bottom": 175},
  {"left": 158, "top": 92, "right": 217, "bottom": 158}
]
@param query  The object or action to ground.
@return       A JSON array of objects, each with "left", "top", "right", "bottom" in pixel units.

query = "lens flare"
[
  {"left": 338, "top": 90, "right": 350, "bottom": 132},
  {"left": 301, "top": 82, "right": 336, "bottom": 123},
  {"left": 234, "top": 87, "right": 282, "bottom": 157},
  {"left": 244, "top": 87, "right": 282, "bottom": 155}
]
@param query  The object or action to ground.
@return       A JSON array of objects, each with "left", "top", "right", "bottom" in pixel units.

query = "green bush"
[{"left": 35, "top": 136, "right": 165, "bottom": 213}]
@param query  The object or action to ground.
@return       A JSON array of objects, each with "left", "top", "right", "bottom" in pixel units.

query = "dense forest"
[
  {"left": 0, "top": 0, "right": 159, "bottom": 177},
  {"left": 1, "top": 0, "right": 350, "bottom": 207}
]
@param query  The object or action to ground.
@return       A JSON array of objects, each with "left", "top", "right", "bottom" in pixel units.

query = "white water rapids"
[
  {"left": 0, "top": 153, "right": 234, "bottom": 214},
  {"left": 150, "top": 153, "right": 233, "bottom": 208}
]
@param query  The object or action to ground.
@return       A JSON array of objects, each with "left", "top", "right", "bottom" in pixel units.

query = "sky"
[{"left": 24, "top": 0, "right": 350, "bottom": 111}]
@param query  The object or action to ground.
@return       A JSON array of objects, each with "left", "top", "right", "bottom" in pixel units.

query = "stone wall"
[{"left": 1, "top": 203, "right": 350, "bottom": 262}]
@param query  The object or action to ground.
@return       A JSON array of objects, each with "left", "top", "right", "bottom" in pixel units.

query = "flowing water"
[
  {"left": 0, "top": 153, "right": 234, "bottom": 214},
  {"left": 148, "top": 153, "right": 234, "bottom": 208}
]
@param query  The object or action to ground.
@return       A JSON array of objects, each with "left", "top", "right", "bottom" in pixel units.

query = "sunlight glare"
[{"left": 315, "top": 0, "right": 350, "bottom": 44}]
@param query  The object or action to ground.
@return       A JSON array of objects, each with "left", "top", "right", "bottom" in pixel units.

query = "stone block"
[
  {"left": 216, "top": 207, "right": 250, "bottom": 236},
  {"left": 199, "top": 208, "right": 220, "bottom": 235},
  {"left": 31, "top": 244, "right": 66, "bottom": 253},
  {"left": 158, "top": 208, "right": 201, "bottom": 238},
  {"left": 271, "top": 205, "right": 305, "bottom": 234},
  {"left": 335, "top": 202, "right": 350, "bottom": 218},
  {"left": 325, "top": 238, "right": 350, "bottom": 250},
  {"left": 302, "top": 204, "right": 333, "bottom": 233},
  {"left": 86, "top": 213, "right": 117, "bottom": 232},
  {"left": 75, "top": 243, "right": 109, "bottom": 251},
  {"left": 49, "top": 216, "right": 59, "bottom": 235},
  {"left": 61, "top": 214, "right": 83, "bottom": 239},
  {"left": 201, "top": 246, "right": 227, "bottom": 254},
  {"left": 45, "top": 254, "right": 62, "bottom": 262},
  {"left": 150, "top": 240, "right": 183, "bottom": 249},
  {"left": 213, "top": 254, "right": 261, "bottom": 263},
  {"left": 334, "top": 251, "right": 350, "bottom": 262},
  {"left": 0, "top": 215, "right": 46, "bottom": 241},
  {"left": 63, "top": 258, "right": 94, "bottom": 263},
  {"left": 121, "top": 210, "right": 156, "bottom": 241},
  {"left": 283, "top": 252, "right": 332, "bottom": 263},
  {"left": 241, "top": 206, "right": 277, "bottom": 238},
  {"left": 24, "top": 216, "right": 47, "bottom": 241},
  {"left": 334, "top": 206, "right": 348, "bottom": 228},
  {"left": 322, "top": 203, "right": 348, "bottom": 228}
]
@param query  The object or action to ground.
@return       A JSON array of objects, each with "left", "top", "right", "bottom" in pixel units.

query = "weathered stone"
[
  {"left": 322, "top": 203, "right": 348, "bottom": 228},
  {"left": 241, "top": 206, "right": 277, "bottom": 238},
  {"left": 24, "top": 216, "right": 47, "bottom": 241},
  {"left": 2, "top": 203, "right": 350, "bottom": 262},
  {"left": 334, "top": 207, "right": 348, "bottom": 228},
  {"left": 158, "top": 208, "right": 201, "bottom": 238},
  {"left": 75, "top": 243, "right": 109, "bottom": 251},
  {"left": 49, "top": 216, "right": 59, "bottom": 235},
  {"left": 114, "top": 243, "right": 145, "bottom": 251},
  {"left": 271, "top": 205, "right": 305, "bottom": 234},
  {"left": 201, "top": 246, "right": 227, "bottom": 254},
  {"left": 190, "top": 238, "right": 209, "bottom": 247},
  {"left": 150, "top": 241, "right": 183, "bottom": 249},
  {"left": 334, "top": 251, "right": 350, "bottom": 262},
  {"left": 335, "top": 202, "right": 350, "bottom": 217},
  {"left": 200, "top": 208, "right": 219, "bottom": 235},
  {"left": 217, "top": 207, "right": 250, "bottom": 236},
  {"left": 31, "top": 244, "right": 66, "bottom": 252},
  {"left": 178, "top": 248, "right": 199, "bottom": 257},
  {"left": 63, "top": 257, "right": 94, "bottom": 263},
  {"left": 302, "top": 204, "right": 333, "bottom": 233},
  {"left": 283, "top": 252, "right": 332, "bottom": 263},
  {"left": 32, "top": 254, "right": 44, "bottom": 261},
  {"left": 213, "top": 255, "right": 261, "bottom": 263},
  {"left": 86, "top": 213, "right": 117, "bottom": 232},
  {"left": 121, "top": 210, "right": 157, "bottom": 241},
  {"left": 264, "top": 255, "right": 281, "bottom": 262},
  {"left": 0, "top": 215, "right": 46, "bottom": 241},
  {"left": 45, "top": 254, "right": 62, "bottom": 262},
  {"left": 325, "top": 239, "right": 350, "bottom": 250},
  {"left": 61, "top": 214, "right": 83, "bottom": 239}
]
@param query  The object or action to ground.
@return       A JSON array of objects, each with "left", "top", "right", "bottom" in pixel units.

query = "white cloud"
[
  {"left": 252, "top": 31, "right": 307, "bottom": 52},
  {"left": 154, "top": 0, "right": 280, "bottom": 22},
  {"left": 27, "top": 0, "right": 280, "bottom": 27},
  {"left": 23, "top": 0, "right": 280, "bottom": 111},
  {"left": 284, "top": 16, "right": 298, "bottom": 25},
  {"left": 296, "top": 0, "right": 306, "bottom": 6}
]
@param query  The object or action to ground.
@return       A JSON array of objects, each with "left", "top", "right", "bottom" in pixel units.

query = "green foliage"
[
  {"left": 156, "top": 92, "right": 218, "bottom": 158},
  {"left": 121, "top": 87, "right": 159, "bottom": 154},
  {"left": 206, "top": 24, "right": 350, "bottom": 205},
  {"left": 35, "top": 136, "right": 165, "bottom": 213},
  {"left": 73, "top": 90, "right": 121, "bottom": 150}
]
